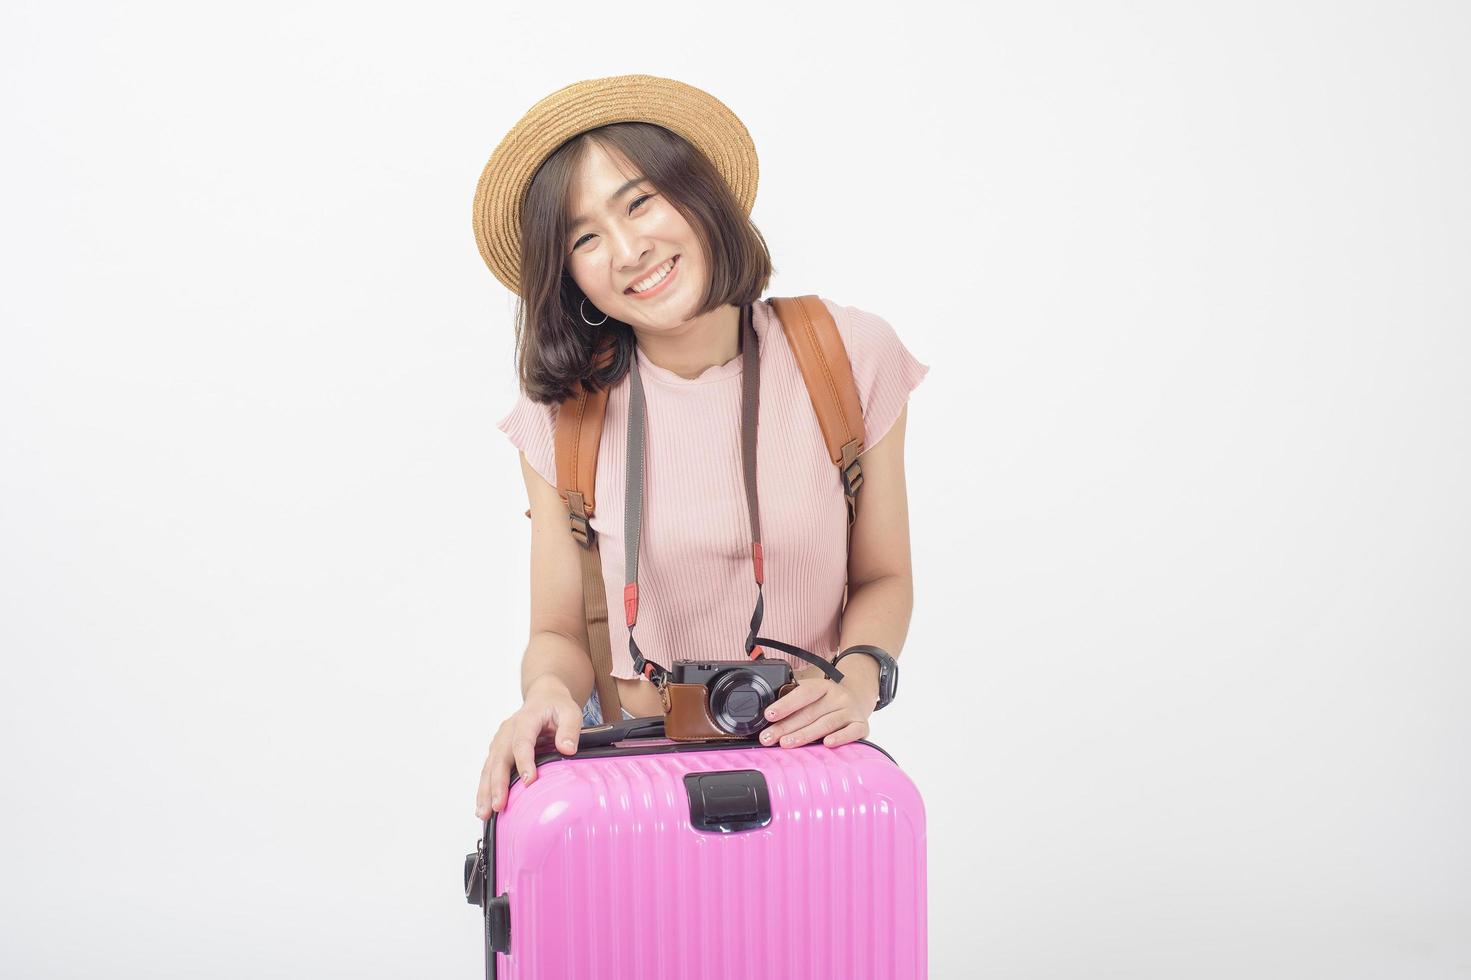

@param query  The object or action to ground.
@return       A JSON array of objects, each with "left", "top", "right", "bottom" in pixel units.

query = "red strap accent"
[
  {"left": 624, "top": 582, "right": 638, "bottom": 626},
  {"left": 749, "top": 646, "right": 763, "bottom": 659},
  {"left": 752, "top": 542, "right": 764, "bottom": 585},
  {"left": 643, "top": 662, "right": 657, "bottom": 679}
]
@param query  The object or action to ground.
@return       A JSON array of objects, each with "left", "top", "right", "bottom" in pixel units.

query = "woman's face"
[{"left": 563, "top": 142, "right": 705, "bottom": 332}]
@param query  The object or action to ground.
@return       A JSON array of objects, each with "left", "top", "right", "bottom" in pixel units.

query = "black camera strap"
[{"left": 623, "top": 301, "right": 845, "bottom": 688}]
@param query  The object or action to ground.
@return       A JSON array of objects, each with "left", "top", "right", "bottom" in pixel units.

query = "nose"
[{"left": 606, "top": 224, "right": 653, "bottom": 277}]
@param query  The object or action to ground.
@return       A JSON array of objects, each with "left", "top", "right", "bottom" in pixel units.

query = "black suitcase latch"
[
  {"left": 486, "top": 893, "right": 511, "bottom": 954},
  {"left": 464, "top": 844, "right": 486, "bottom": 907},
  {"left": 684, "top": 769, "right": 772, "bottom": 833}
]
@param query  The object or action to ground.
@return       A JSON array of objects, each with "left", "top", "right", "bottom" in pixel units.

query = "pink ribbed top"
[{"left": 496, "top": 297, "right": 929, "bottom": 679}]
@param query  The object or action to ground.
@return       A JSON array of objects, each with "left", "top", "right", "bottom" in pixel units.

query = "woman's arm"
[
  {"left": 475, "top": 454, "right": 596, "bottom": 819},
  {"left": 774, "top": 404, "right": 915, "bottom": 745},
  {"left": 838, "top": 401, "right": 915, "bottom": 682},
  {"left": 518, "top": 450, "right": 595, "bottom": 706}
]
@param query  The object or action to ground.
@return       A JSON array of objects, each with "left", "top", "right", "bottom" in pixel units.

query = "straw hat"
[{"left": 471, "top": 74, "right": 760, "bottom": 296}]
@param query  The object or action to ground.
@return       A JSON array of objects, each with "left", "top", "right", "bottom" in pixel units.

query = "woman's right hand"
[{"left": 475, "top": 677, "right": 585, "bottom": 819}]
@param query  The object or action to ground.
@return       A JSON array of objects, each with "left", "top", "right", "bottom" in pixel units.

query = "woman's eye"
[{"left": 571, "top": 195, "right": 654, "bottom": 252}]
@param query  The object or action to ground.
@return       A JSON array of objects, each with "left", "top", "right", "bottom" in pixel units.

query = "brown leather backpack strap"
[
  {"left": 551, "top": 345, "right": 623, "bottom": 723},
  {"left": 574, "top": 540, "right": 619, "bottom": 722},
  {"left": 555, "top": 382, "right": 607, "bottom": 548},
  {"left": 769, "top": 295, "right": 866, "bottom": 632},
  {"left": 768, "top": 295, "right": 866, "bottom": 520}
]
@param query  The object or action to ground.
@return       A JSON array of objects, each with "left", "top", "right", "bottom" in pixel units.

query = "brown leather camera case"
[{"left": 661, "top": 681, "right": 799, "bottom": 742}]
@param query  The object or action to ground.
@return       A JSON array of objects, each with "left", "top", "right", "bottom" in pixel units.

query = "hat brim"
[{"left": 472, "top": 74, "right": 759, "bottom": 296}]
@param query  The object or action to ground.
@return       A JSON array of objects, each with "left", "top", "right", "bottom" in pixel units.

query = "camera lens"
[{"left": 708, "top": 669, "right": 776, "bottom": 737}]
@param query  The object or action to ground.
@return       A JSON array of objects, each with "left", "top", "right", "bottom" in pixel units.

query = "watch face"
[{"left": 880, "top": 661, "right": 897, "bottom": 706}]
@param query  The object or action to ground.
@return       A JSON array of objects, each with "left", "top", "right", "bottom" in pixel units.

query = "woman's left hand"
[{"left": 758, "top": 670, "right": 877, "bottom": 749}]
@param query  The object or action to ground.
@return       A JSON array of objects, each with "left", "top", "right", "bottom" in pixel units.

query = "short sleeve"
[
  {"left": 495, "top": 389, "right": 559, "bottom": 489},
  {"left": 822, "top": 299, "right": 930, "bottom": 455}
]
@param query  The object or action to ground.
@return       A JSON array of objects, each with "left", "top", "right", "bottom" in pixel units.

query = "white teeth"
[{"left": 630, "top": 256, "right": 676, "bottom": 293}]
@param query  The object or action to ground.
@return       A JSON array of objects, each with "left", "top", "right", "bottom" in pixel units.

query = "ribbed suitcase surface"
[{"left": 472, "top": 735, "right": 927, "bottom": 979}]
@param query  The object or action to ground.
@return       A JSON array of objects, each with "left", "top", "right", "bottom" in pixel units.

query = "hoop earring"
[{"left": 580, "top": 298, "right": 609, "bottom": 326}]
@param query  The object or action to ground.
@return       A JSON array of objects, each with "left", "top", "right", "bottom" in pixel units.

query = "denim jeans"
[{"left": 580, "top": 685, "right": 635, "bottom": 727}]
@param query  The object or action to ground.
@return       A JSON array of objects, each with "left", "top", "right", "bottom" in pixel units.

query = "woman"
[{"left": 471, "top": 75, "right": 928, "bottom": 819}]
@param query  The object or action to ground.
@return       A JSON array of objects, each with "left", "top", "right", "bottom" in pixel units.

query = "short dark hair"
[{"left": 510, "top": 122, "right": 774, "bottom": 404}]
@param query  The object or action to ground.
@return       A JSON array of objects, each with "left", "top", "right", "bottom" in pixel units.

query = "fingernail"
[
  {"left": 761, "top": 731, "right": 773, "bottom": 743},
  {"left": 561, "top": 739, "right": 575, "bottom": 751}
]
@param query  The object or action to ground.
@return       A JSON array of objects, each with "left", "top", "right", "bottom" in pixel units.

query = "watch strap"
[{"left": 836, "top": 645, "right": 897, "bottom": 709}]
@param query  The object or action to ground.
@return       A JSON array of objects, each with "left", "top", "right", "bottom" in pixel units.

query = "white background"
[{"left": 3, "top": 1, "right": 1468, "bottom": 977}]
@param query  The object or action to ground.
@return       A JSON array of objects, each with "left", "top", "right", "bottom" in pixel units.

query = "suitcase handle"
[{"left": 577, "top": 715, "right": 666, "bottom": 748}]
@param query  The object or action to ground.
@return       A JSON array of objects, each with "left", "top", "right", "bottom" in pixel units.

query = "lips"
[{"left": 625, "top": 254, "right": 679, "bottom": 295}]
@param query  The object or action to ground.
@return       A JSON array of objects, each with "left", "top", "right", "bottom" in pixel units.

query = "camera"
[{"left": 660, "top": 658, "right": 800, "bottom": 741}]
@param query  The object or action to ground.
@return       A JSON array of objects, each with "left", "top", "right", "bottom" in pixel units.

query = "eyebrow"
[{"left": 568, "top": 176, "right": 648, "bottom": 231}]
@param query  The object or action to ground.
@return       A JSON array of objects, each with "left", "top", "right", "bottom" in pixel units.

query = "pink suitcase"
[{"left": 465, "top": 716, "right": 927, "bottom": 979}]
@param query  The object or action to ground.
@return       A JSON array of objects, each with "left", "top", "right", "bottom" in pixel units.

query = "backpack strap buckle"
[
  {"left": 565, "top": 490, "right": 594, "bottom": 548},
  {"left": 839, "top": 439, "right": 864, "bottom": 496}
]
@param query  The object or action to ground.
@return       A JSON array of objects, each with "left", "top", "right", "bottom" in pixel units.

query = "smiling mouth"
[{"left": 625, "top": 254, "right": 680, "bottom": 295}]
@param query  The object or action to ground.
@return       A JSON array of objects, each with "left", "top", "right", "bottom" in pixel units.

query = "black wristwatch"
[{"left": 834, "top": 645, "right": 899, "bottom": 711}]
